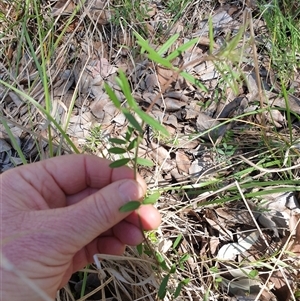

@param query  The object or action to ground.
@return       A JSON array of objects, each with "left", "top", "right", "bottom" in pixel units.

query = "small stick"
[
  {"left": 245, "top": 8, "right": 266, "bottom": 127},
  {"left": 235, "top": 180, "right": 270, "bottom": 249}
]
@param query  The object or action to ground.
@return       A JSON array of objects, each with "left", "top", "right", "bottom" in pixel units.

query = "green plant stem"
[{"left": 80, "top": 264, "right": 90, "bottom": 298}]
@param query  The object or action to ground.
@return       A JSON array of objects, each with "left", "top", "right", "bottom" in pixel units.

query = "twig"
[
  {"left": 245, "top": 8, "right": 266, "bottom": 127},
  {"left": 235, "top": 180, "right": 270, "bottom": 249}
]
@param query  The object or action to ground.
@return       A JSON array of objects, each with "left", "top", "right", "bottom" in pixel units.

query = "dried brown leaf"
[
  {"left": 157, "top": 97, "right": 186, "bottom": 112},
  {"left": 52, "top": 0, "right": 75, "bottom": 16},
  {"left": 156, "top": 66, "right": 177, "bottom": 87},
  {"left": 164, "top": 114, "right": 178, "bottom": 128},
  {"left": 175, "top": 151, "right": 190, "bottom": 174}
]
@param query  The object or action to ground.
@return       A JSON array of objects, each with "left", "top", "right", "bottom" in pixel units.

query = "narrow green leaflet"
[
  {"left": 109, "top": 158, "right": 130, "bottom": 168},
  {"left": 135, "top": 108, "right": 169, "bottom": 136},
  {"left": 104, "top": 83, "right": 121, "bottom": 109},
  {"left": 116, "top": 70, "right": 137, "bottom": 109},
  {"left": 158, "top": 274, "right": 169, "bottom": 299},
  {"left": 142, "top": 191, "right": 160, "bottom": 205},
  {"left": 136, "top": 243, "right": 143, "bottom": 255},
  {"left": 248, "top": 269, "right": 259, "bottom": 279},
  {"left": 135, "top": 157, "right": 154, "bottom": 167},
  {"left": 167, "top": 37, "right": 199, "bottom": 61},
  {"left": 119, "top": 201, "right": 141, "bottom": 212},
  {"left": 125, "top": 126, "right": 134, "bottom": 141},
  {"left": 108, "top": 138, "right": 127, "bottom": 145},
  {"left": 108, "top": 147, "right": 127, "bottom": 154},
  {"left": 174, "top": 282, "right": 182, "bottom": 298},
  {"left": 218, "top": 25, "right": 245, "bottom": 59},
  {"left": 123, "top": 110, "right": 143, "bottom": 134},
  {"left": 127, "top": 137, "right": 138, "bottom": 151},
  {"left": 210, "top": 266, "right": 219, "bottom": 273},
  {"left": 170, "top": 264, "right": 176, "bottom": 274},
  {"left": 0, "top": 80, "right": 79, "bottom": 154},
  {"left": 155, "top": 252, "right": 165, "bottom": 264},
  {"left": 208, "top": 16, "right": 214, "bottom": 54},
  {"left": 155, "top": 252, "right": 169, "bottom": 271},
  {"left": 172, "top": 234, "right": 183, "bottom": 249},
  {"left": 181, "top": 278, "right": 190, "bottom": 285},
  {"left": 179, "top": 254, "right": 190, "bottom": 264},
  {"left": 157, "top": 33, "right": 179, "bottom": 55},
  {"left": 147, "top": 52, "right": 173, "bottom": 68}
]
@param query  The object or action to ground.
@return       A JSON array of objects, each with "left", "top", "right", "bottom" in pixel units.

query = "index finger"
[{"left": 8, "top": 154, "right": 146, "bottom": 199}]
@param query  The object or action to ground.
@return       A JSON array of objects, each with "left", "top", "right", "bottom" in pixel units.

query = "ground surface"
[{"left": 1, "top": 0, "right": 300, "bottom": 300}]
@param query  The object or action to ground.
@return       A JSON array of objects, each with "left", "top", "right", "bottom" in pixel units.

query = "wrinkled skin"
[{"left": 1, "top": 154, "right": 161, "bottom": 301}]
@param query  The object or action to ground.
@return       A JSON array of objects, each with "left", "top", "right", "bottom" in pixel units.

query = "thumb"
[{"left": 44, "top": 179, "right": 145, "bottom": 251}]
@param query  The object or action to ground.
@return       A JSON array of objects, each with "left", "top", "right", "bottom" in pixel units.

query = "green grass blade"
[
  {"left": 116, "top": 70, "right": 137, "bottom": 109},
  {"left": 172, "top": 234, "right": 183, "bottom": 249},
  {"left": 134, "top": 32, "right": 173, "bottom": 68},
  {"left": 105, "top": 83, "right": 121, "bottom": 109},
  {"left": 158, "top": 274, "right": 170, "bottom": 299},
  {"left": 157, "top": 33, "right": 179, "bottom": 56},
  {"left": 180, "top": 71, "right": 208, "bottom": 92},
  {"left": 123, "top": 110, "right": 143, "bottom": 134},
  {"left": 0, "top": 80, "right": 80, "bottom": 154},
  {"left": 0, "top": 117, "right": 27, "bottom": 165},
  {"left": 134, "top": 108, "right": 169, "bottom": 136},
  {"left": 167, "top": 37, "right": 199, "bottom": 61}
]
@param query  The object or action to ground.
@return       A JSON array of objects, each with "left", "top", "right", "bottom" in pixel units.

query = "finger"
[
  {"left": 38, "top": 179, "right": 146, "bottom": 253},
  {"left": 69, "top": 210, "right": 160, "bottom": 274},
  {"left": 113, "top": 221, "right": 144, "bottom": 245},
  {"left": 62, "top": 236, "right": 126, "bottom": 285},
  {"left": 7, "top": 154, "right": 146, "bottom": 208},
  {"left": 71, "top": 225, "right": 144, "bottom": 275},
  {"left": 125, "top": 205, "right": 161, "bottom": 230}
]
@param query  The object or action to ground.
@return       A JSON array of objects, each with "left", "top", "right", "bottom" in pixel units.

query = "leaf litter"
[{"left": 1, "top": 0, "right": 300, "bottom": 300}]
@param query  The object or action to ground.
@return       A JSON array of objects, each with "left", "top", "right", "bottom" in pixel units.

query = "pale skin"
[{"left": 0, "top": 154, "right": 161, "bottom": 301}]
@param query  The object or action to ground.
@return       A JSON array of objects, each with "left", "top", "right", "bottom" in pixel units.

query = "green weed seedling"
[
  {"left": 216, "top": 141, "right": 237, "bottom": 165},
  {"left": 84, "top": 125, "right": 104, "bottom": 153},
  {"left": 104, "top": 69, "right": 168, "bottom": 211},
  {"left": 209, "top": 266, "right": 223, "bottom": 290}
]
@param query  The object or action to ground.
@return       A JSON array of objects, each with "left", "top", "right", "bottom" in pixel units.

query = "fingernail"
[{"left": 118, "top": 180, "right": 144, "bottom": 203}]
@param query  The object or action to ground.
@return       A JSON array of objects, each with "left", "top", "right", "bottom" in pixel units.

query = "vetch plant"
[
  {"left": 105, "top": 32, "right": 203, "bottom": 212},
  {"left": 104, "top": 69, "right": 168, "bottom": 211},
  {"left": 102, "top": 34, "right": 203, "bottom": 298}
]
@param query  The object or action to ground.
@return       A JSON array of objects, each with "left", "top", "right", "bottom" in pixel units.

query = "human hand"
[{"left": 1, "top": 154, "right": 161, "bottom": 301}]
